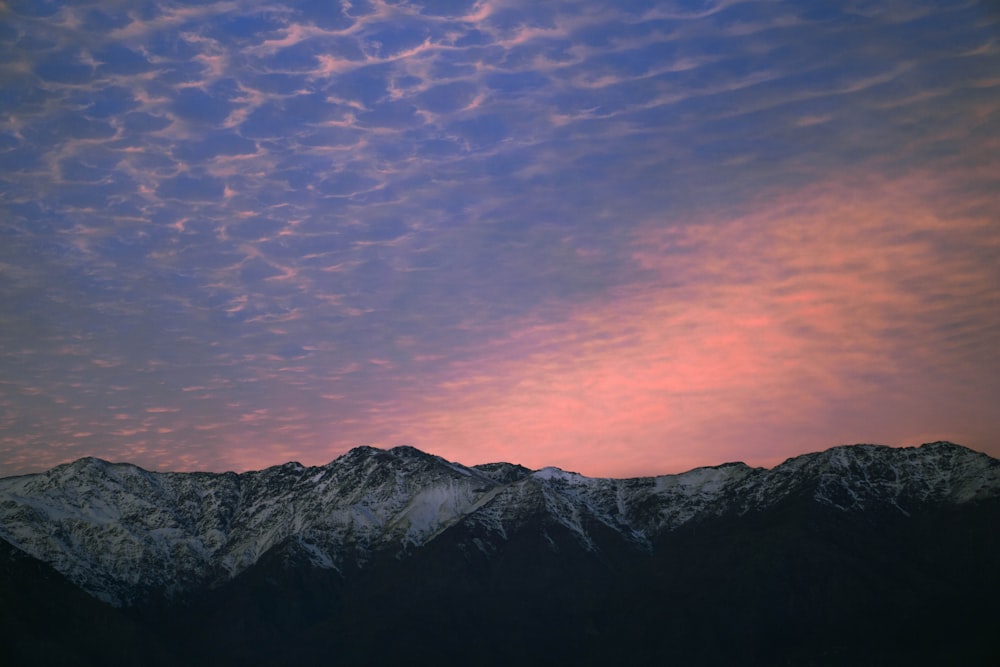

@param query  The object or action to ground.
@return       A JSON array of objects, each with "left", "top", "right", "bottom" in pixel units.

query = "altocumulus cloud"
[{"left": 0, "top": 0, "right": 998, "bottom": 476}]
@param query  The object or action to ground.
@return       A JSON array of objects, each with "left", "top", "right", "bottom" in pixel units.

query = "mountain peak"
[
  {"left": 531, "top": 466, "right": 585, "bottom": 482},
  {"left": 330, "top": 444, "right": 438, "bottom": 464},
  {"left": 63, "top": 455, "right": 113, "bottom": 471},
  {"left": 472, "top": 461, "right": 532, "bottom": 483},
  {"left": 2, "top": 442, "right": 997, "bottom": 665},
  {"left": 1, "top": 441, "right": 997, "bottom": 607},
  {"left": 388, "top": 444, "right": 430, "bottom": 457}
]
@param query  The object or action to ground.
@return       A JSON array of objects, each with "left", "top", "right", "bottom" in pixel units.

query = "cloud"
[
  {"left": 0, "top": 0, "right": 998, "bottom": 477},
  {"left": 383, "top": 172, "right": 1000, "bottom": 476},
  {"left": 155, "top": 172, "right": 226, "bottom": 201}
]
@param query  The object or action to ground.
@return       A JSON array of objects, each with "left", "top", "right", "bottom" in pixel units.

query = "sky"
[{"left": 1, "top": 0, "right": 998, "bottom": 479}]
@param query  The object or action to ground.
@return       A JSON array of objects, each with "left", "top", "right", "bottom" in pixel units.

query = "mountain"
[{"left": 1, "top": 442, "right": 998, "bottom": 666}]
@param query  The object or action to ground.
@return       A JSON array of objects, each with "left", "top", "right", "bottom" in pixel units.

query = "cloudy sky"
[{"left": 1, "top": 0, "right": 998, "bottom": 478}]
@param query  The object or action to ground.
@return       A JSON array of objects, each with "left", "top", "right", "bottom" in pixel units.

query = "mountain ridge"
[
  {"left": 1, "top": 440, "right": 996, "bottom": 607},
  {"left": 2, "top": 441, "right": 999, "bottom": 666}
]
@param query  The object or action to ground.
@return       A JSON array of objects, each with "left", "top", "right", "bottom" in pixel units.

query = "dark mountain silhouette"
[{"left": 2, "top": 442, "right": 998, "bottom": 665}]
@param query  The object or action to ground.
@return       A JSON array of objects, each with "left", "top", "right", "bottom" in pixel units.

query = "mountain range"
[{"left": 2, "top": 442, "right": 998, "bottom": 666}]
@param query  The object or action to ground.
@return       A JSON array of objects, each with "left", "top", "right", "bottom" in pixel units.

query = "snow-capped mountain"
[{"left": 1, "top": 441, "right": 996, "bottom": 608}]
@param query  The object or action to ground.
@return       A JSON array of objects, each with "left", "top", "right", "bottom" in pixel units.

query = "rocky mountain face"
[{"left": 2, "top": 442, "right": 999, "bottom": 666}]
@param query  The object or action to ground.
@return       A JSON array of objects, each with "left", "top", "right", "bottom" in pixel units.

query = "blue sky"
[{"left": 1, "top": 0, "right": 999, "bottom": 477}]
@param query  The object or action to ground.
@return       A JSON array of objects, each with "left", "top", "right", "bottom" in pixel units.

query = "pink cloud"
[{"left": 375, "top": 173, "right": 1000, "bottom": 476}]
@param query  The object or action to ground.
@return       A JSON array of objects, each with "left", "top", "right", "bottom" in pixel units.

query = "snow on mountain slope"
[
  {"left": 0, "top": 446, "right": 501, "bottom": 604},
  {"left": 0, "top": 442, "right": 996, "bottom": 606},
  {"left": 752, "top": 442, "right": 1000, "bottom": 512}
]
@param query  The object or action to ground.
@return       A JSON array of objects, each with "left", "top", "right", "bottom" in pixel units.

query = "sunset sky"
[{"left": 1, "top": 0, "right": 998, "bottom": 478}]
